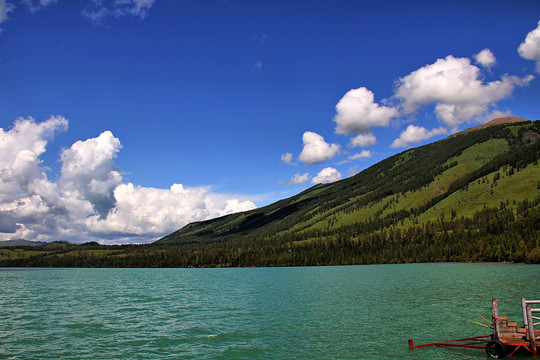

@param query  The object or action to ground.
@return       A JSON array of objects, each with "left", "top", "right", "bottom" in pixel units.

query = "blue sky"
[{"left": 1, "top": 0, "right": 539, "bottom": 244}]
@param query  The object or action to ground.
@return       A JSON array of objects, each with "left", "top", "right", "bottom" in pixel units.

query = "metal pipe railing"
[{"left": 522, "top": 298, "right": 540, "bottom": 327}]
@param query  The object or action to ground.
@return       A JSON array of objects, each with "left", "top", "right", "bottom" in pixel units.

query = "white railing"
[
  {"left": 522, "top": 298, "right": 540, "bottom": 351},
  {"left": 522, "top": 298, "right": 540, "bottom": 327}
]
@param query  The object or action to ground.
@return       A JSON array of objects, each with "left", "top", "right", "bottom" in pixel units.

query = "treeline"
[{"left": 1, "top": 200, "right": 538, "bottom": 267}]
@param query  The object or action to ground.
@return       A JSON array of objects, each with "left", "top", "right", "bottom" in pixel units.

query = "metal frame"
[
  {"left": 409, "top": 298, "right": 540, "bottom": 358},
  {"left": 408, "top": 335, "right": 490, "bottom": 350}
]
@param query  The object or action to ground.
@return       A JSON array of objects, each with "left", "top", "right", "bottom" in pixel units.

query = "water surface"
[{"left": 1, "top": 263, "right": 539, "bottom": 359}]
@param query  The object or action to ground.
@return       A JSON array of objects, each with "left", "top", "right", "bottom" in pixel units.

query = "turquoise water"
[{"left": 0, "top": 263, "right": 539, "bottom": 359}]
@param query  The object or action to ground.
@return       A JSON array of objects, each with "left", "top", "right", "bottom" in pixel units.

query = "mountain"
[
  {"left": 0, "top": 239, "right": 48, "bottom": 247},
  {"left": 2, "top": 119, "right": 539, "bottom": 267},
  {"left": 155, "top": 118, "right": 539, "bottom": 264}
]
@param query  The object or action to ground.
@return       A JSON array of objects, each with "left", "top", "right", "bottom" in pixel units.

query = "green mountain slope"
[{"left": 159, "top": 119, "right": 540, "bottom": 253}]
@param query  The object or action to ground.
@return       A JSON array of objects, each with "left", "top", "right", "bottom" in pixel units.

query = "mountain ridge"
[
  {"left": 158, "top": 119, "right": 540, "bottom": 255},
  {"left": 451, "top": 116, "right": 528, "bottom": 137},
  {"left": 0, "top": 239, "right": 48, "bottom": 247}
]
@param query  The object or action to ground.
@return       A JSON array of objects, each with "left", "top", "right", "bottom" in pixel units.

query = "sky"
[{"left": 0, "top": 0, "right": 539, "bottom": 244}]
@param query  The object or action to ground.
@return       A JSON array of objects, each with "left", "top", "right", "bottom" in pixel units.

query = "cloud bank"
[
  {"left": 0, "top": 117, "right": 256, "bottom": 244},
  {"left": 395, "top": 55, "right": 533, "bottom": 129}
]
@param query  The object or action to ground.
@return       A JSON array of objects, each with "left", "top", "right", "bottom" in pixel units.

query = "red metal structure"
[{"left": 408, "top": 298, "right": 540, "bottom": 358}]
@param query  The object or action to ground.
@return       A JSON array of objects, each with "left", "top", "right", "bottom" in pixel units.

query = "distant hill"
[{"left": 0, "top": 239, "right": 48, "bottom": 247}]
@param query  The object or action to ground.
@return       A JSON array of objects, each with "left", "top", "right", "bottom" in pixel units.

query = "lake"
[{"left": 1, "top": 263, "right": 539, "bottom": 359}]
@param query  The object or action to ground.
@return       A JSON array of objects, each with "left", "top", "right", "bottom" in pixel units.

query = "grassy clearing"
[
  {"left": 0, "top": 248, "right": 51, "bottom": 260},
  {"left": 416, "top": 162, "right": 539, "bottom": 223},
  {"left": 296, "top": 139, "right": 518, "bottom": 232}
]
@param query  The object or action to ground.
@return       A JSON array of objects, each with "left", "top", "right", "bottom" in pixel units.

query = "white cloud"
[
  {"left": 349, "top": 132, "right": 376, "bottom": 148},
  {"left": 88, "top": 183, "right": 256, "bottom": 238},
  {"left": 21, "top": 0, "right": 57, "bottom": 12},
  {"left": 298, "top": 131, "right": 340, "bottom": 164},
  {"left": 336, "top": 150, "right": 372, "bottom": 165},
  {"left": 0, "top": 0, "right": 14, "bottom": 26},
  {"left": 219, "top": 198, "right": 257, "bottom": 216},
  {"left": 474, "top": 48, "right": 496, "bottom": 69},
  {"left": 334, "top": 87, "right": 398, "bottom": 134},
  {"left": 59, "top": 130, "right": 123, "bottom": 218},
  {"left": 395, "top": 55, "right": 533, "bottom": 129},
  {"left": 391, "top": 125, "right": 447, "bottom": 148},
  {"left": 0, "top": 116, "right": 67, "bottom": 197},
  {"left": 348, "top": 150, "right": 372, "bottom": 160},
  {"left": 518, "top": 20, "right": 540, "bottom": 73},
  {"left": 82, "top": 0, "right": 156, "bottom": 23},
  {"left": 253, "top": 60, "right": 262, "bottom": 72},
  {"left": 311, "top": 167, "right": 342, "bottom": 184},
  {"left": 288, "top": 173, "right": 310, "bottom": 185},
  {"left": 281, "top": 152, "right": 296, "bottom": 165},
  {"left": 348, "top": 166, "right": 360, "bottom": 177},
  {"left": 0, "top": 116, "right": 68, "bottom": 237},
  {"left": 0, "top": 117, "right": 257, "bottom": 244}
]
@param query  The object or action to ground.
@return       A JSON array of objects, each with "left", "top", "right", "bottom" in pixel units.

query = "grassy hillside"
[
  {"left": 2, "top": 118, "right": 539, "bottom": 267},
  {"left": 159, "top": 119, "right": 540, "bottom": 245}
]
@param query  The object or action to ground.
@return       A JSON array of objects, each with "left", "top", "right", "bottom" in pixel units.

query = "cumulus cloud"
[
  {"left": 0, "top": 116, "right": 68, "bottom": 239},
  {"left": 298, "top": 131, "right": 340, "bottom": 164},
  {"left": 474, "top": 48, "right": 496, "bottom": 69},
  {"left": 0, "top": 117, "right": 257, "bottom": 244},
  {"left": 281, "top": 152, "right": 296, "bottom": 165},
  {"left": 82, "top": 0, "right": 156, "bottom": 23},
  {"left": 334, "top": 87, "right": 398, "bottom": 134},
  {"left": 391, "top": 125, "right": 447, "bottom": 148},
  {"left": 219, "top": 198, "right": 257, "bottom": 216},
  {"left": 88, "top": 183, "right": 256, "bottom": 239},
  {"left": 311, "top": 167, "right": 342, "bottom": 184},
  {"left": 59, "top": 130, "right": 123, "bottom": 218},
  {"left": 349, "top": 132, "right": 376, "bottom": 148},
  {"left": 518, "top": 20, "right": 540, "bottom": 73},
  {"left": 87, "top": 183, "right": 254, "bottom": 236},
  {"left": 395, "top": 55, "right": 534, "bottom": 129},
  {"left": 0, "top": 116, "right": 67, "bottom": 198}
]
